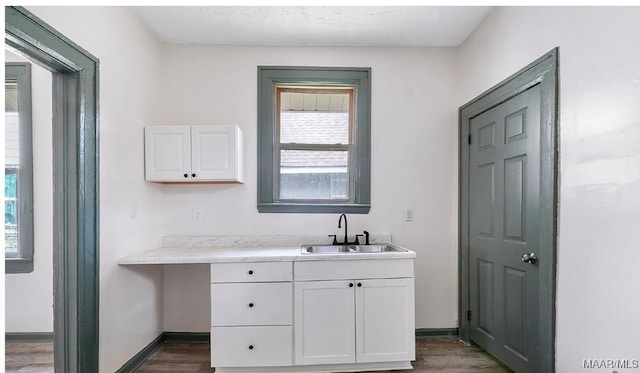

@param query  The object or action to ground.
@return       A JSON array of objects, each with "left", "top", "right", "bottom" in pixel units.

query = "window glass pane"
[
  {"left": 279, "top": 150, "right": 349, "bottom": 200},
  {"left": 5, "top": 82, "right": 20, "bottom": 256},
  {"left": 5, "top": 84, "right": 20, "bottom": 165},
  {"left": 5, "top": 82, "right": 18, "bottom": 112},
  {"left": 279, "top": 91, "right": 350, "bottom": 145},
  {"left": 5, "top": 171, "right": 18, "bottom": 256}
]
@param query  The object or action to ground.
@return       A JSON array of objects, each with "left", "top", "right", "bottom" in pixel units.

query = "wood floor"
[
  {"left": 5, "top": 338, "right": 512, "bottom": 372},
  {"left": 4, "top": 342, "right": 54, "bottom": 373}
]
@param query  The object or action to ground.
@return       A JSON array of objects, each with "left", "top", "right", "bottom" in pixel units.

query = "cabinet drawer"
[
  {"left": 211, "top": 326, "right": 292, "bottom": 367},
  {"left": 294, "top": 259, "right": 414, "bottom": 281},
  {"left": 211, "top": 262, "right": 292, "bottom": 283},
  {"left": 211, "top": 283, "right": 292, "bottom": 326}
]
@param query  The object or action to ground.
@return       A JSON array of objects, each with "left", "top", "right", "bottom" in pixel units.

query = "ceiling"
[{"left": 134, "top": 6, "right": 493, "bottom": 47}]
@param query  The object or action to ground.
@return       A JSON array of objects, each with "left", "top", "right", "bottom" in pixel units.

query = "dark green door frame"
[
  {"left": 6, "top": 6, "right": 100, "bottom": 372},
  {"left": 458, "top": 48, "right": 558, "bottom": 372}
]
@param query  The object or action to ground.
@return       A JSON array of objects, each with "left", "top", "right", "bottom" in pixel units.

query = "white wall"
[
  {"left": 4, "top": 50, "right": 53, "bottom": 333},
  {"left": 26, "top": 6, "right": 166, "bottom": 372},
  {"left": 457, "top": 6, "right": 640, "bottom": 371},
  {"left": 153, "top": 45, "right": 460, "bottom": 331}
]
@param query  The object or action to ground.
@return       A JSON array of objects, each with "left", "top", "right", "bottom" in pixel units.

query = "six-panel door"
[{"left": 468, "top": 85, "right": 541, "bottom": 372}]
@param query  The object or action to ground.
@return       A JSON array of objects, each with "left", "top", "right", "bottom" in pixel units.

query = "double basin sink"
[{"left": 301, "top": 243, "right": 409, "bottom": 254}]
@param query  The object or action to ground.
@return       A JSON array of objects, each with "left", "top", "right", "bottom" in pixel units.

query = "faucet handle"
[
  {"left": 328, "top": 234, "right": 338, "bottom": 245},
  {"left": 355, "top": 234, "right": 364, "bottom": 245},
  {"left": 363, "top": 230, "right": 370, "bottom": 245}
]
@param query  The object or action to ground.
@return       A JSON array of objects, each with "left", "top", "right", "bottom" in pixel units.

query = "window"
[
  {"left": 5, "top": 62, "right": 34, "bottom": 273},
  {"left": 257, "top": 66, "right": 371, "bottom": 213}
]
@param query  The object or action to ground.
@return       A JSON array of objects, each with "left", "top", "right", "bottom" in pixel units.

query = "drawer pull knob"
[
  {"left": 357, "top": 282, "right": 362, "bottom": 287},
  {"left": 248, "top": 270, "right": 254, "bottom": 275},
  {"left": 248, "top": 303, "right": 254, "bottom": 308},
  {"left": 192, "top": 173, "right": 196, "bottom": 178},
  {"left": 349, "top": 283, "right": 354, "bottom": 288},
  {"left": 183, "top": 173, "right": 188, "bottom": 178},
  {"left": 248, "top": 345, "right": 254, "bottom": 350}
]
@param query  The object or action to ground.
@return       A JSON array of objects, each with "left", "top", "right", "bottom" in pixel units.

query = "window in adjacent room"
[
  {"left": 5, "top": 62, "right": 34, "bottom": 273},
  {"left": 257, "top": 67, "right": 371, "bottom": 213}
]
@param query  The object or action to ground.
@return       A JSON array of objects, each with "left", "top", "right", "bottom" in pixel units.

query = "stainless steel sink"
[
  {"left": 301, "top": 245, "right": 352, "bottom": 254},
  {"left": 301, "top": 244, "right": 408, "bottom": 254}
]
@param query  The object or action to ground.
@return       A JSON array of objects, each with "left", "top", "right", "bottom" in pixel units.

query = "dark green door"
[{"left": 468, "top": 85, "right": 541, "bottom": 372}]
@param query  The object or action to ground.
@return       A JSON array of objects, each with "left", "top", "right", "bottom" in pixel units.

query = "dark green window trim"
[
  {"left": 257, "top": 66, "right": 371, "bottom": 214},
  {"left": 5, "top": 62, "right": 34, "bottom": 274}
]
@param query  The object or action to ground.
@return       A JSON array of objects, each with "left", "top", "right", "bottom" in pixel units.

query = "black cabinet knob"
[
  {"left": 248, "top": 345, "right": 254, "bottom": 350},
  {"left": 357, "top": 283, "right": 362, "bottom": 287},
  {"left": 249, "top": 303, "right": 254, "bottom": 308},
  {"left": 191, "top": 173, "right": 196, "bottom": 178},
  {"left": 248, "top": 270, "right": 253, "bottom": 275},
  {"left": 183, "top": 173, "right": 188, "bottom": 178},
  {"left": 349, "top": 283, "right": 354, "bottom": 287}
]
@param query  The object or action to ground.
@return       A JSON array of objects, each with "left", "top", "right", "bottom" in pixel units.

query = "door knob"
[{"left": 521, "top": 252, "right": 537, "bottom": 264}]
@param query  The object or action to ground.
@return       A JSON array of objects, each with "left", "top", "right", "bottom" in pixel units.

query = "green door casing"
[
  {"left": 6, "top": 6, "right": 100, "bottom": 372},
  {"left": 459, "top": 49, "right": 558, "bottom": 373}
]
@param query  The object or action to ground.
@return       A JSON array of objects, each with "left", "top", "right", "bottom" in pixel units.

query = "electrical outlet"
[
  {"left": 192, "top": 207, "right": 202, "bottom": 222},
  {"left": 405, "top": 208, "right": 414, "bottom": 222},
  {"left": 130, "top": 204, "right": 137, "bottom": 219}
]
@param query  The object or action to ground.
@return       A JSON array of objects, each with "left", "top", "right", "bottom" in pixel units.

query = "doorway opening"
[{"left": 5, "top": 6, "right": 100, "bottom": 372}]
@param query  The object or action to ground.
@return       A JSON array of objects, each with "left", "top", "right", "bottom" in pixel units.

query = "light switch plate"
[{"left": 405, "top": 208, "right": 414, "bottom": 222}]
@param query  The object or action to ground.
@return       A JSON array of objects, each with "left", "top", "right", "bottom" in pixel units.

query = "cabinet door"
[
  {"left": 294, "top": 280, "right": 355, "bottom": 365},
  {"left": 144, "top": 126, "right": 191, "bottom": 181},
  {"left": 355, "top": 278, "right": 415, "bottom": 363},
  {"left": 191, "top": 125, "right": 243, "bottom": 182}
]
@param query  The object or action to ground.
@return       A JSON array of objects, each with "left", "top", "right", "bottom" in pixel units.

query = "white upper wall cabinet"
[{"left": 145, "top": 125, "right": 243, "bottom": 183}]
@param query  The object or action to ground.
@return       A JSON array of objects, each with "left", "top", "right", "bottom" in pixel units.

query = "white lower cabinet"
[
  {"left": 210, "top": 262, "right": 293, "bottom": 369},
  {"left": 294, "top": 259, "right": 416, "bottom": 368},
  {"left": 210, "top": 258, "right": 415, "bottom": 372},
  {"left": 294, "top": 277, "right": 415, "bottom": 366}
]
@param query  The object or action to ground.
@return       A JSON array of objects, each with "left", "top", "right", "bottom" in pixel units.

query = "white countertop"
[
  {"left": 118, "top": 244, "right": 416, "bottom": 264},
  {"left": 119, "top": 234, "right": 415, "bottom": 265}
]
